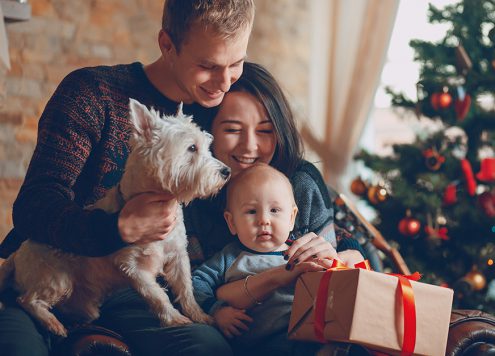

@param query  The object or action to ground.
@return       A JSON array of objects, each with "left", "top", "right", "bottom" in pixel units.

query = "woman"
[
  {"left": 184, "top": 62, "right": 365, "bottom": 354},
  {"left": 185, "top": 61, "right": 364, "bottom": 269}
]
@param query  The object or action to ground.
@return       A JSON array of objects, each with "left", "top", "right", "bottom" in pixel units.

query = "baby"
[{"left": 192, "top": 163, "right": 325, "bottom": 353}]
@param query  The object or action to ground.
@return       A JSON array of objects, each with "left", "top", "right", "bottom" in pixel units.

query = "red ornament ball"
[
  {"left": 423, "top": 148, "right": 445, "bottom": 171},
  {"left": 398, "top": 216, "right": 421, "bottom": 237},
  {"left": 430, "top": 91, "right": 452, "bottom": 110},
  {"left": 478, "top": 191, "right": 495, "bottom": 218},
  {"left": 350, "top": 177, "right": 368, "bottom": 196},
  {"left": 439, "top": 92, "right": 452, "bottom": 108}
]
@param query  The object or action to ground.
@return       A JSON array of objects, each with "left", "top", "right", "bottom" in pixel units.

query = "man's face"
[{"left": 162, "top": 23, "right": 251, "bottom": 108}]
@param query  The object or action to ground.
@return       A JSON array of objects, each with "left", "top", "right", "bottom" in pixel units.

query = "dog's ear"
[
  {"left": 175, "top": 102, "right": 194, "bottom": 123},
  {"left": 203, "top": 131, "right": 214, "bottom": 144},
  {"left": 176, "top": 102, "right": 184, "bottom": 117},
  {"left": 129, "top": 98, "right": 153, "bottom": 142}
]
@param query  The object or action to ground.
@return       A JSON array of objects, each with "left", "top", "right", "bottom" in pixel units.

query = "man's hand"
[
  {"left": 213, "top": 306, "right": 253, "bottom": 338},
  {"left": 118, "top": 192, "right": 178, "bottom": 244}
]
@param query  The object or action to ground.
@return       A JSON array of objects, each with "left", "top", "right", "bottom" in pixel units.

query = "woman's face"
[{"left": 211, "top": 91, "right": 277, "bottom": 176}]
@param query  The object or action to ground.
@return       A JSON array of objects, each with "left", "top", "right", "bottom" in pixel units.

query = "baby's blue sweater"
[{"left": 192, "top": 241, "right": 294, "bottom": 343}]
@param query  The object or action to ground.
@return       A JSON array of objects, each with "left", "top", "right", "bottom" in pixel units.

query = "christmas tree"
[{"left": 354, "top": 0, "right": 495, "bottom": 313}]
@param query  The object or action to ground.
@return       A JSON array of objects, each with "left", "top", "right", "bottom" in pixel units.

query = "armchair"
[{"left": 53, "top": 188, "right": 495, "bottom": 356}]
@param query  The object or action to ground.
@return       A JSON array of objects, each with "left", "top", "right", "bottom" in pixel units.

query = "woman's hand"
[
  {"left": 118, "top": 192, "right": 178, "bottom": 244},
  {"left": 271, "top": 260, "right": 326, "bottom": 287},
  {"left": 213, "top": 306, "right": 253, "bottom": 338},
  {"left": 284, "top": 232, "right": 339, "bottom": 270},
  {"left": 336, "top": 249, "right": 365, "bottom": 267}
]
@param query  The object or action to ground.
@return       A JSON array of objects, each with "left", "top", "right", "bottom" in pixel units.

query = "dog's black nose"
[{"left": 220, "top": 167, "right": 231, "bottom": 179}]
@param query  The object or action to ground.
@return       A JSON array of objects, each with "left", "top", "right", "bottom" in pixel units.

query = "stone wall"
[
  {"left": 0, "top": 0, "right": 311, "bottom": 242},
  {"left": 249, "top": 0, "right": 311, "bottom": 118}
]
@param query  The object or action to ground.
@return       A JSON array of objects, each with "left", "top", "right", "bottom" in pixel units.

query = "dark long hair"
[{"left": 228, "top": 62, "right": 304, "bottom": 177}]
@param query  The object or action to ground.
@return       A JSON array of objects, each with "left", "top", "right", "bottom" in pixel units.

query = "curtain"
[
  {"left": 0, "top": 5, "right": 10, "bottom": 70},
  {"left": 303, "top": 0, "right": 399, "bottom": 189}
]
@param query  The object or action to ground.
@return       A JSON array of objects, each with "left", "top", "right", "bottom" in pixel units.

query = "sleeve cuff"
[
  {"left": 207, "top": 300, "right": 228, "bottom": 316},
  {"left": 90, "top": 210, "right": 129, "bottom": 255},
  {"left": 337, "top": 237, "right": 367, "bottom": 259}
]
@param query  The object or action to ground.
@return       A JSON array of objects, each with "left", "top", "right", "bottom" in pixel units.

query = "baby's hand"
[{"left": 213, "top": 306, "right": 253, "bottom": 338}]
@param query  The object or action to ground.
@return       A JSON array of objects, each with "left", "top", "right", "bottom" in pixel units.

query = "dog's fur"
[{"left": 0, "top": 99, "right": 230, "bottom": 336}]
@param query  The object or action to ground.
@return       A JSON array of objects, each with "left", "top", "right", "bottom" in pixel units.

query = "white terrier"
[{"left": 0, "top": 99, "right": 230, "bottom": 337}]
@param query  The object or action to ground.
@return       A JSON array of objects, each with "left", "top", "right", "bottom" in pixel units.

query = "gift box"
[{"left": 288, "top": 267, "right": 453, "bottom": 356}]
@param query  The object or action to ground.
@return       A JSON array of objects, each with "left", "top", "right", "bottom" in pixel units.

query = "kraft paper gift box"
[{"left": 288, "top": 268, "right": 454, "bottom": 356}]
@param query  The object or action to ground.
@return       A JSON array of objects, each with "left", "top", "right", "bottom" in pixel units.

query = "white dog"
[{"left": 0, "top": 99, "right": 230, "bottom": 337}]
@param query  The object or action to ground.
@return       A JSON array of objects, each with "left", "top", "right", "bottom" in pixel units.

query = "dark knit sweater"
[{"left": 0, "top": 62, "right": 215, "bottom": 258}]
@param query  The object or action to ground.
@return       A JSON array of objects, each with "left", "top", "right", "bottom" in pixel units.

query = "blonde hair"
[
  {"left": 162, "top": 0, "right": 255, "bottom": 51},
  {"left": 226, "top": 163, "right": 295, "bottom": 211}
]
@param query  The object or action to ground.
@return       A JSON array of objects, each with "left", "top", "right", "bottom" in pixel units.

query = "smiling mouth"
[
  {"left": 233, "top": 156, "right": 257, "bottom": 164},
  {"left": 202, "top": 88, "right": 223, "bottom": 98}
]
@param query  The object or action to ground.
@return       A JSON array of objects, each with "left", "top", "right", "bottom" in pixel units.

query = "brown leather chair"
[
  {"left": 52, "top": 324, "right": 130, "bottom": 356},
  {"left": 54, "top": 309, "right": 495, "bottom": 356},
  {"left": 447, "top": 309, "right": 495, "bottom": 356}
]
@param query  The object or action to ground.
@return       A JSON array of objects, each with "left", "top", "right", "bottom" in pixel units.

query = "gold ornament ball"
[
  {"left": 376, "top": 186, "right": 389, "bottom": 202},
  {"left": 464, "top": 270, "right": 486, "bottom": 291},
  {"left": 436, "top": 215, "right": 447, "bottom": 226},
  {"left": 350, "top": 177, "right": 368, "bottom": 196},
  {"left": 367, "top": 186, "right": 379, "bottom": 204},
  {"left": 367, "top": 185, "right": 388, "bottom": 204}
]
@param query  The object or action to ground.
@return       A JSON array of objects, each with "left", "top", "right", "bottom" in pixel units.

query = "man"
[{"left": 0, "top": 1, "right": 254, "bottom": 355}]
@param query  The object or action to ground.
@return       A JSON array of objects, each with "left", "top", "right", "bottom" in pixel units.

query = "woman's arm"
[
  {"left": 216, "top": 261, "right": 324, "bottom": 309},
  {"left": 289, "top": 161, "right": 366, "bottom": 265}
]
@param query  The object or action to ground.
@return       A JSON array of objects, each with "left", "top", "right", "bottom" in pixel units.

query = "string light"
[{"left": 488, "top": 259, "right": 494, "bottom": 266}]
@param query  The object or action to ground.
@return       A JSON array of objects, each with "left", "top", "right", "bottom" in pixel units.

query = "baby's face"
[{"left": 224, "top": 173, "right": 297, "bottom": 253}]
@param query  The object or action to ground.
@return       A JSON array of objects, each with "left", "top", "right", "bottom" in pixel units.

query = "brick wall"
[{"left": 0, "top": 0, "right": 311, "bottom": 243}]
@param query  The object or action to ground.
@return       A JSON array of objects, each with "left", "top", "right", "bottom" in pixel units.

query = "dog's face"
[{"left": 128, "top": 99, "right": 230, "bottom": 203}]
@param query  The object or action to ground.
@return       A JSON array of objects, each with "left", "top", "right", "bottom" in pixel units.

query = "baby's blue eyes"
[{"left": 244, "top": 208, "right": 280, "bottom": 215}]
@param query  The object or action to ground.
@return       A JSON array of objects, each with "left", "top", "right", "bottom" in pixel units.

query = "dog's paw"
[
  {"left": 45, "top": 316, "right": 68, "bottom": 337},
  {"left": 159, "top": 310, "right": 192, "bottom": 327},
  {"left": 189, "top": 311, "right": 214, "bottom": 325}
]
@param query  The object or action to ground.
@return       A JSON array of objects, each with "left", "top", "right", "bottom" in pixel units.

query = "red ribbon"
[
  {"left": 461, "top": 159, "right": 477, "bottom": 196},
  {"left": 313, "top": 260, "right": 420, "bottom": 355},
  {"left": 314, "top": 260, "right": 348, "bottom": 342}
]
